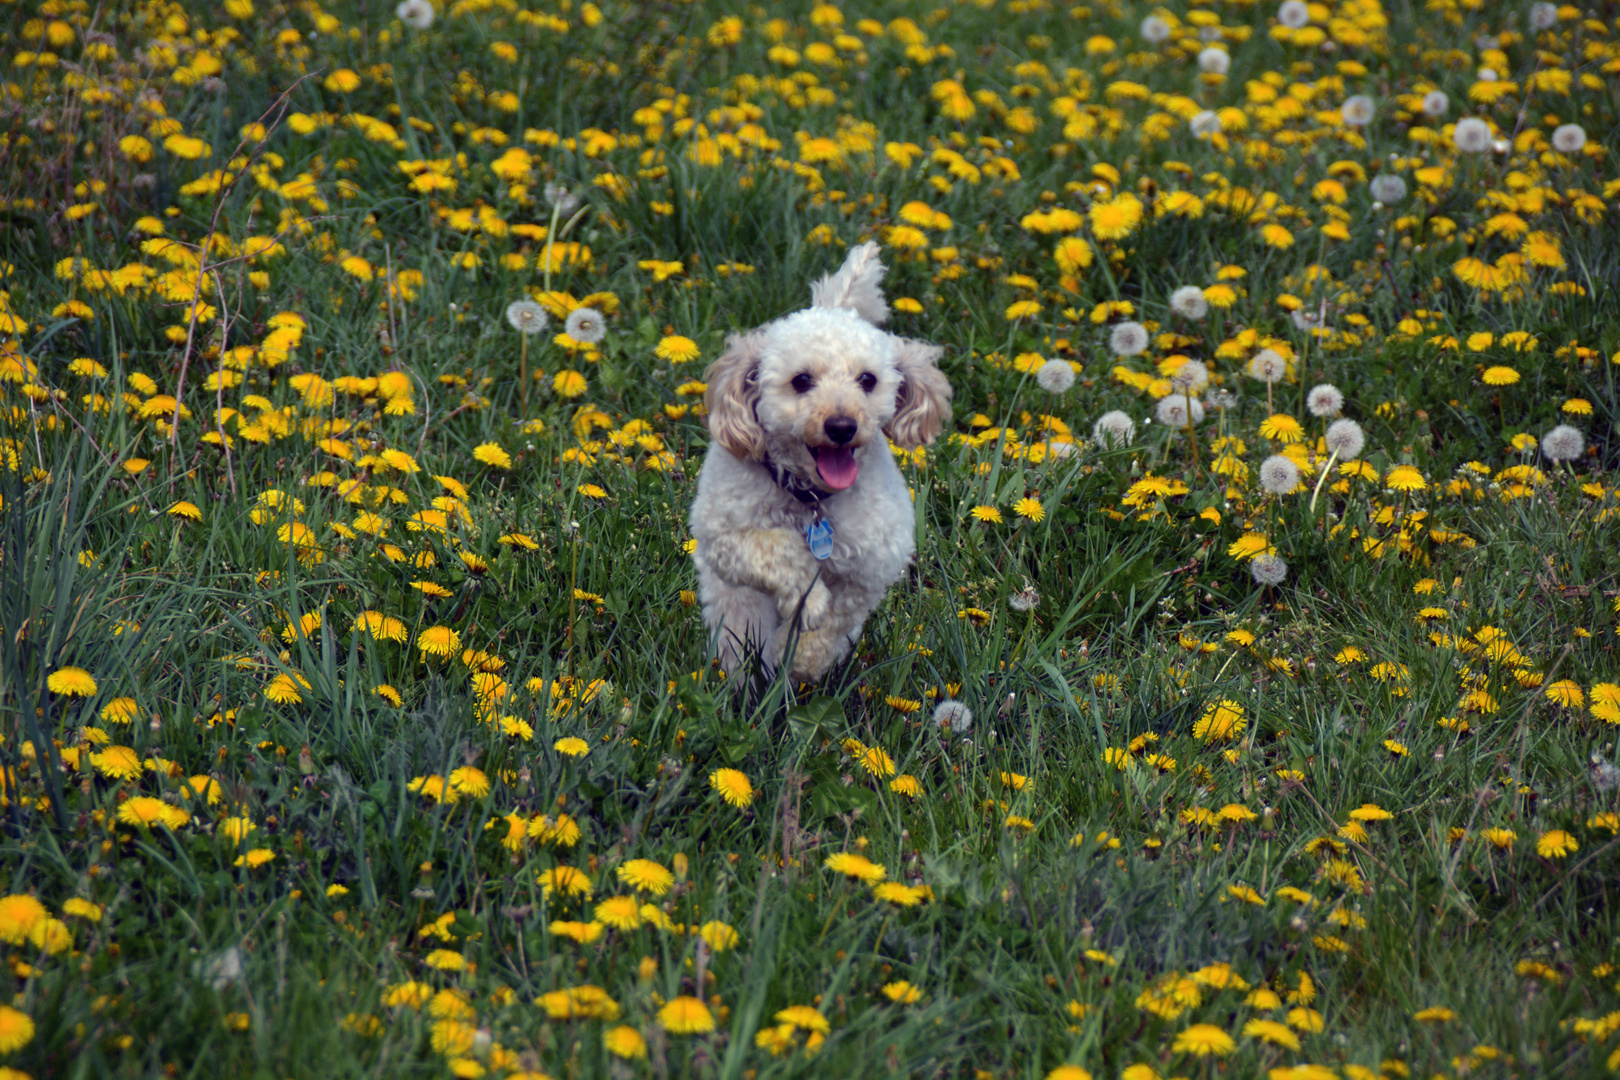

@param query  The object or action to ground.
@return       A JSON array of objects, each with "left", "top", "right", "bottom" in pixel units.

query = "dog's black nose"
[{"left": 824, "top": 416, "right": 858, "bottom": 445}]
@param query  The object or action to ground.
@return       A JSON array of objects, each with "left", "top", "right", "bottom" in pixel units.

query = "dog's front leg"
[{"left": 700, "top": 529, "right": 830, "bottom": 629}]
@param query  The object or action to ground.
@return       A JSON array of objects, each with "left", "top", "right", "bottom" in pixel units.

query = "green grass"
[{"left": 2, "top": 0, "right": 1620, "bottom": 1076}]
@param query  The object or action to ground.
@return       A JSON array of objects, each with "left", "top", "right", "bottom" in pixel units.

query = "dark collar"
[{"left": 761, "top": 452, "right": 826, "bottom": 505}]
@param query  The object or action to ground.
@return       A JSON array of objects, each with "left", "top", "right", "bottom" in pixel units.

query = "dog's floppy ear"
[
  {"left": 886, "top": 340, "right": 952, "bottom": 449},
  {"left": 703, "top": 330, "right": 767, "bottom": 460},
  {"left": 810, "top": 241, "right": 889, "bottom": 326}
]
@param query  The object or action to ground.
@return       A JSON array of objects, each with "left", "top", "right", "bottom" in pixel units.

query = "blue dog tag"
[{"left": 805, "top": 518, "right": 834, "bottom": 560}]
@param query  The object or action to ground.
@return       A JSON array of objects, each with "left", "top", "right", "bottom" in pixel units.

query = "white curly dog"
[{"left": 688, "top": 243, "right": 952, "bottom": 681}]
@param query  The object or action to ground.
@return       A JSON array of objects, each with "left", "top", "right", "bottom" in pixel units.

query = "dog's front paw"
[{"left": 780, "top": 578, "right": 831, "bottom": 631}]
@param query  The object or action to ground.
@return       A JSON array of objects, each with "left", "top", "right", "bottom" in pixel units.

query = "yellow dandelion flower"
[
  {"left": 970, "top": 505, "right": 1004, "bottom": 524},
  {"left": 658, "top": 995, "right": 715, "bottom": 1034},
  {"left": 534, "top": 718, "right": 589, "bottom": 750},
  {"left": 473, "top": 442, "right": 512, "bottom": 469},
  {"left": 553, "top": 369, "right": 588, "bottom": 397},
  {"left": 47, "top": 666, "right": 98, "bottom": 696},
  {"left": 593, "top": 896, "right": 642, "bottom": 930},
  {"left": 708, "top": 768, "right": 754, "bottom": 807},
  {"left": 89, "top": 745, "right": 142, "bottom": 780},
  {"left": 857, "top": 745, "right": 896, "bottom": 777},
  {"left": 604, "top": 1025, "right": 648, "bottom": 1059},
  {"left": 655, "top": 335, "right": 701, "bottom": 363},
  {"left": 881, "top": 980, "right": 923, "bottom": 1003},
  {"left": 1013, "top": 497, "right": 1045, "bottom": 522},
  {"left": 1481, "top": 365, "right": 1520, "bottom": 386},
  {"left": 1174, "top": 1023, "right": 1235, "bottom": 1056},
  {"left": 1193, "top": 700, "right": 1246, "bottom": 742},
  {"left": 1384, "top": 465, "right": 1427, "bottom": 492},
  {"left": 824, "top": 852, "right": 885, "bottom": 883},
  {"left": 418, "top": 625, "right": 461, "bottom": 658},
  {"left": 0, "top": 1005, "right": 35, "bottom": 1054},
  {"left": 616, "top": 859, "right": 674, "bottom": 895},
  {"left": 1536, "top": 830, "right": 1577, "bottom": 858}
]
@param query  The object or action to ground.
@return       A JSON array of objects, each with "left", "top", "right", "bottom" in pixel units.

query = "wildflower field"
[{"left": 3, "top": 0, "right": 1620, "bottom": 1074}]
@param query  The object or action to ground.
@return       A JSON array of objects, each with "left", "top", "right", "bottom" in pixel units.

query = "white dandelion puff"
[
  {"left": 1250, "top": 553, "right": 1288, "bottom": 586},
  {"left": 1036, "top": 359, "right": 1076, "bottom": 395},
  {"left": 1259, "top": 455, "right": 1301, "bottom": 495},
  {"left": 1325, "top": 418, "right": 1366, "bottom": 459},
  {"left": 1190, "top": 110, "right": 1223, "bottom": 138},
  {"left": 1198, "top": 47, "right": 1231, "bottom": 75},
  {"left": 1306, "top": 383, "right": 1344, "bottom": 418},
  {"left": 1247, "top": 350, "right": 1287, "bottom": 384},
  {"left": 1093, "top": 410, "right": 1136, "bottom": 448},
  {"left": 1542, "top": 424, "right": 1584, "bottom": 462},
  {"left": 1109, "top": 321, "right": 1150, "bottom": 357},
  {"left": 1277, "top": 1, "right": 1310, "bottom": 28},
  {"left": 1368, "top": 174, "right": 1407, "bottom": 203},
  {"left": 1155, "top": 394, "right": 1205, "bottom": 428},
  {"left": 544, "top": 182, "right": 580, "bottom": 214},
  {"left": 1551, "top": 124, "right": 1586, "bottom": 153},
  {"left": 1422, "top": 90, "right": 1449, "bottom": 117},
  {"left": 934, "top": 699, "right": 974, "bottom": 734},
  {"left": 1529, "top": 2, "right": 1559, "bottom": 30},
  {"left": 1171, "top": 359, "right": 1209, "bottom": 393},
  {"left": 505, "top": 299, "right": 549, "bottom": 335},
  {"left": 1170, "top": 285, "right": 1209, "bottom": 319},
  {"left": 396, "top": 0, "right": 434, "bottom": 29},
  {"left": 1452, "top": 117, "right": 1492, "bottom": 153},
  {"left": 564, "top": 307, "right": 606, "bottom": 344},
  {"left": 1341, "top": 95, "right": 1375, "bottom": 126},
  {"left": 1140, "top": 15, "right": 1172, "bottom": 43}
]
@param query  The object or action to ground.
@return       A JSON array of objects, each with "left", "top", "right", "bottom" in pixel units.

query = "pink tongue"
[{"left": 815, "top": 447, "right": 859, "bottom": 490}]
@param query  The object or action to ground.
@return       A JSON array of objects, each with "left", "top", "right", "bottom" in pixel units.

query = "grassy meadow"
[{"left": 3, "top": 0, "right": 1620, "bottom": 1075}]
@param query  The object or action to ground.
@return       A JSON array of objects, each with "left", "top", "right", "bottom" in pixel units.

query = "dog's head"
[{"left": 703, "top": 243, "right": 952, "bottom": 493}]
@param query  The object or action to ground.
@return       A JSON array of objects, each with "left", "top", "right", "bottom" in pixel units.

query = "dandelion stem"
[
  {"left": 1308, "top": 451, "right": 1339, "bottom": 514},
  {"left": 519, "top": 335, "right": 529, "bottom": 414}
]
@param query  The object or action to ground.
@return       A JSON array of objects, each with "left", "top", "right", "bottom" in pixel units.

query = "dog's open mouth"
[{"left": 809, "top": 445, "right": 859, "bottom": 490}]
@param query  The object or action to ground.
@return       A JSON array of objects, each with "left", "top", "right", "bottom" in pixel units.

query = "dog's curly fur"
[{"left": 689, "top": 243, "right": 952, "bottom": 681}]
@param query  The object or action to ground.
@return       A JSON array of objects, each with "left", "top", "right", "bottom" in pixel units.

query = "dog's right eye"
[{"left": 790, "top": 373, "right": 815, "bottom": 393}]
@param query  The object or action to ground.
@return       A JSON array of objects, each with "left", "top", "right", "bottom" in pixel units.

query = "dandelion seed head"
[
  {"left": 1421, "top": 90, "right": 1449, "bottom": 117},
  {"left": 505, "top": 299, "right": 548, "bottom": 335},
  {"left": 1368, "top": 174, "right": 1407, "bottom": 203},
  {"left": 1341, "top": 95, "right": 1375, "bottom": 126},
  {"left": 1190, "top": 110, "right": 1223, "bottom": 138},
  {"left": 1197, "top": 47, "right": 1230, "bottom": 75},
  {"left": 1277, "top": 0, "right": 1310, "bottom": 28},
  {"left": 545, "top": 182, "right": 580, "bottom": 214},
  {"left": 565, "top": 307, "right": 606, "bottom": 344},
  {"left": 1529, "top": 2, "right": 1558, "bottom": 30},
  {"left": 1551, "top": 124, "right": 1586, "bottom": 153},
  {"left": 933, "top": 699, "right": 973, "bottom": 734},
  {"left": 1453, "top": 117, "right": 1491, "bottom": 153},
  {"left": 1093, "top": 410, "right": 1136, "bottom": 448},
  {"left": 1155, "top": 394, "right": 1205, "bottom": 428},
  {"left": 1259, "top": 454, "right": 1301, "bottom": 495},
  {"left": 1306, "top": 383, "right": 1344, "bottom": 418},
  {"left": 1247, "top": 349, "right": 1287, "bottom": 383},
  {"left": 396, "top": 0, "right": 434, "bottom": 29},
  {"left": 1140, "top": 15, "right": 1171, "bottom": 42},
  {"left": 1170, "top": 285, "right": 1209, "bottom": 319},
  {"left": 1035, "top": 359, "right": 1076, "bottom": 394},
  {"left": 1251, "top": 553, "right": 1288, "bottom": 586},
  {"left": 1109, "top": 321, "right": 1149, "bottom": 357},
  {"left": 1171, "top": 359, "right": 1209, "bottom": 393},
  {"left": 1542, "top": 424, "right": 1584, "bottom": 462},
  {"left": 1325, "top": 418, "right": 1366, "bottom": 459}
]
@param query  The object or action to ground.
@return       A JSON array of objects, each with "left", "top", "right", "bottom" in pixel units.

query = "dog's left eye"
[
  {"left": 791, "top": 373, "right": 815, "bottom": 393},
  {"left": 857, "top": 372, "right": 877, "bottom": 393}
]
